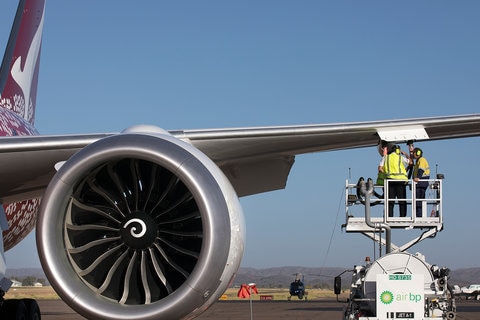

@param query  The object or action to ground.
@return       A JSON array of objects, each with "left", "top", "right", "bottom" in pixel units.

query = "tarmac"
[{"left": 37, "top": 298, "right": 480, "bottom": 320}]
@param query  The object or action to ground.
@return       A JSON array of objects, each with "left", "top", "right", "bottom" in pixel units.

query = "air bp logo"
[{"left": 380, "top": 291, "right": 394, "bottom": 304}]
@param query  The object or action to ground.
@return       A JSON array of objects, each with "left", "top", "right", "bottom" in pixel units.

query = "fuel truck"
[
  {"left": 336, "top": 177, "right": 456, "bottom": 319},
  {"left": 335, "top": 252, "right": 456, "bottom": 319}
]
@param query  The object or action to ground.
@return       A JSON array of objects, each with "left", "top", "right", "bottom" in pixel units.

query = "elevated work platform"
[{"left": 343, "top": 178, "right": 443, "bottom": 253}]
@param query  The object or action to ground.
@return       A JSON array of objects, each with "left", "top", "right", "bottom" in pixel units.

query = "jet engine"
[{"left": 36, "top": 128, "right": 245, "bottom": 320}]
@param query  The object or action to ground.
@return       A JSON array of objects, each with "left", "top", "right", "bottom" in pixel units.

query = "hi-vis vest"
[
  {"left": 376, "top": 171, "right": 387, "bottom": 186},
  {"left": 384, "top": 153, "right": 408, "bottom": 181},
  {"left": 413, "top": 157, "right": 430, "bottom": 178}
]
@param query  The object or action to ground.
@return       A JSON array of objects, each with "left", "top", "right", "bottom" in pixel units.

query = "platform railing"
[{"left": 345, "top": 178, "right": 443, "bottom": 229}]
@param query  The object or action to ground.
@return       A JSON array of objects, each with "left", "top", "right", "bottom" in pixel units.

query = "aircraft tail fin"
[{"left": 0, "top": 0, "right": 46, "bottom": 125}]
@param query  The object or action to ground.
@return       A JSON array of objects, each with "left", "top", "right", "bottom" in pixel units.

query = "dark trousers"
[
  {"left": 388, "top": 180, "right": 407, "bottom": 217},
  {"left": 415, "top": 178, "right": 429, "bottom": 217}
]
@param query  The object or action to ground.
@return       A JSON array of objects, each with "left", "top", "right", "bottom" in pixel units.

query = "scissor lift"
[{"left": 343, "top": 177, "right": 443, "bottom": 253}]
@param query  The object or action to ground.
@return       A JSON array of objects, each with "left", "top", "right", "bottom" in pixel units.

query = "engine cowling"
[{"left": 36, "top": 130, "right": 245, "bottom": 320}]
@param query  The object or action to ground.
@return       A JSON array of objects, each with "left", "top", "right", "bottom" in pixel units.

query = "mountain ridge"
[
  {"left": 235, "top": 266, "right": 480, "bottom": 289},
  {"left": 6, "top": 266, "right": 479, "bottom": 289}
]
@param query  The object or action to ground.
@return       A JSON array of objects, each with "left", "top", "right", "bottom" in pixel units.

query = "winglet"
[{"left": 0, "top": 0, "right": 46, "bottom": 126}]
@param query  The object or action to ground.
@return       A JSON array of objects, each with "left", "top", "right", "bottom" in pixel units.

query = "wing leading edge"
[{"left": 0, "top": 113, "right": 479, "bottom": 201}]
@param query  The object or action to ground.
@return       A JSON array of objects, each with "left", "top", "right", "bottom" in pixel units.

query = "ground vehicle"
[
  {"left": 335, "top": 252, "right": 456, "bottom": 319},
  {"left": 452, "top": 285, "right": 461, "bottom": 295},
  {"left": 288, "top": 273, "right": 307, "bottom": 300},
  {"left": 460, "top": 284, "right": 480, "bottom": 300},
  {"left": 335, "top": 177, "right": 456, "bottom": 319}
]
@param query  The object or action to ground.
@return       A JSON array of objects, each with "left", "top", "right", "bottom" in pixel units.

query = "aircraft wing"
[
  {"left": 177, "top": 113, "right": 480, "bottom": 196},
  {"left": 0, "top": 133, "right": 111, "bottom": 203},
  {"left": 0, "top": 113, "right": 479, "bottom": 203}
]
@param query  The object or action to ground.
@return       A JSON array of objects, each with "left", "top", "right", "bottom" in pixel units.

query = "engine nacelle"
[{"left": 36, "top": 130, "right": 245, "bottom": 320}]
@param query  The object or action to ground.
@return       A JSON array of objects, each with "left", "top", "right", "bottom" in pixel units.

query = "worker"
[
  {"left": 412, "top": 147, "right": 430, "bottom": 217},
  {"left": 376, "top": 141, "right": 388, "bottom": 187},
  {"left": 382, "top": 144, "right": 409, "bottom": 217}
]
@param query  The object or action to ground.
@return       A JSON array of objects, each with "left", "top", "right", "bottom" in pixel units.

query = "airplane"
[{"left": 0, "top": 0, "right": 479, "bottom": 319}]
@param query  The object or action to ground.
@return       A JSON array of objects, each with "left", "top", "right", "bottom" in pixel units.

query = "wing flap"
[{"left": 377, "top": 126, "right": 429, "bottom": 142}]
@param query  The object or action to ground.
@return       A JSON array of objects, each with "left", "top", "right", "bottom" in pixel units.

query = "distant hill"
[
  {"left": 234, "top": 266, "right": 480, "bottom": 289},
  {"left": 6, "top": 268, "right": 46, "bottom": 280},
  {"left": 235, "top": 266, "right": 352, "bottom": 289},
  {"left": 4, "top": 266, "right": 479, "bottom": 289},
  {"left": 450, "top": 268, "right": 480, "bottom": 287}
]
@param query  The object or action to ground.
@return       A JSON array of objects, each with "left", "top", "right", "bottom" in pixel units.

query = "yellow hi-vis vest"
[
  {"left": 384, "top": 152, "right": 408, "bottom": 181},
  {"left": 376, "top": 171, "right": 387, "bottom": 186},
  {"left": 413, "top": 157, "right": 430, "bottom": 178}
]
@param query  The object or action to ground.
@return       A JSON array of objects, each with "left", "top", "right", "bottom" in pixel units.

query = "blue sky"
[{"left": 1, "top": 1, "right": 479, "bottom": 271}]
